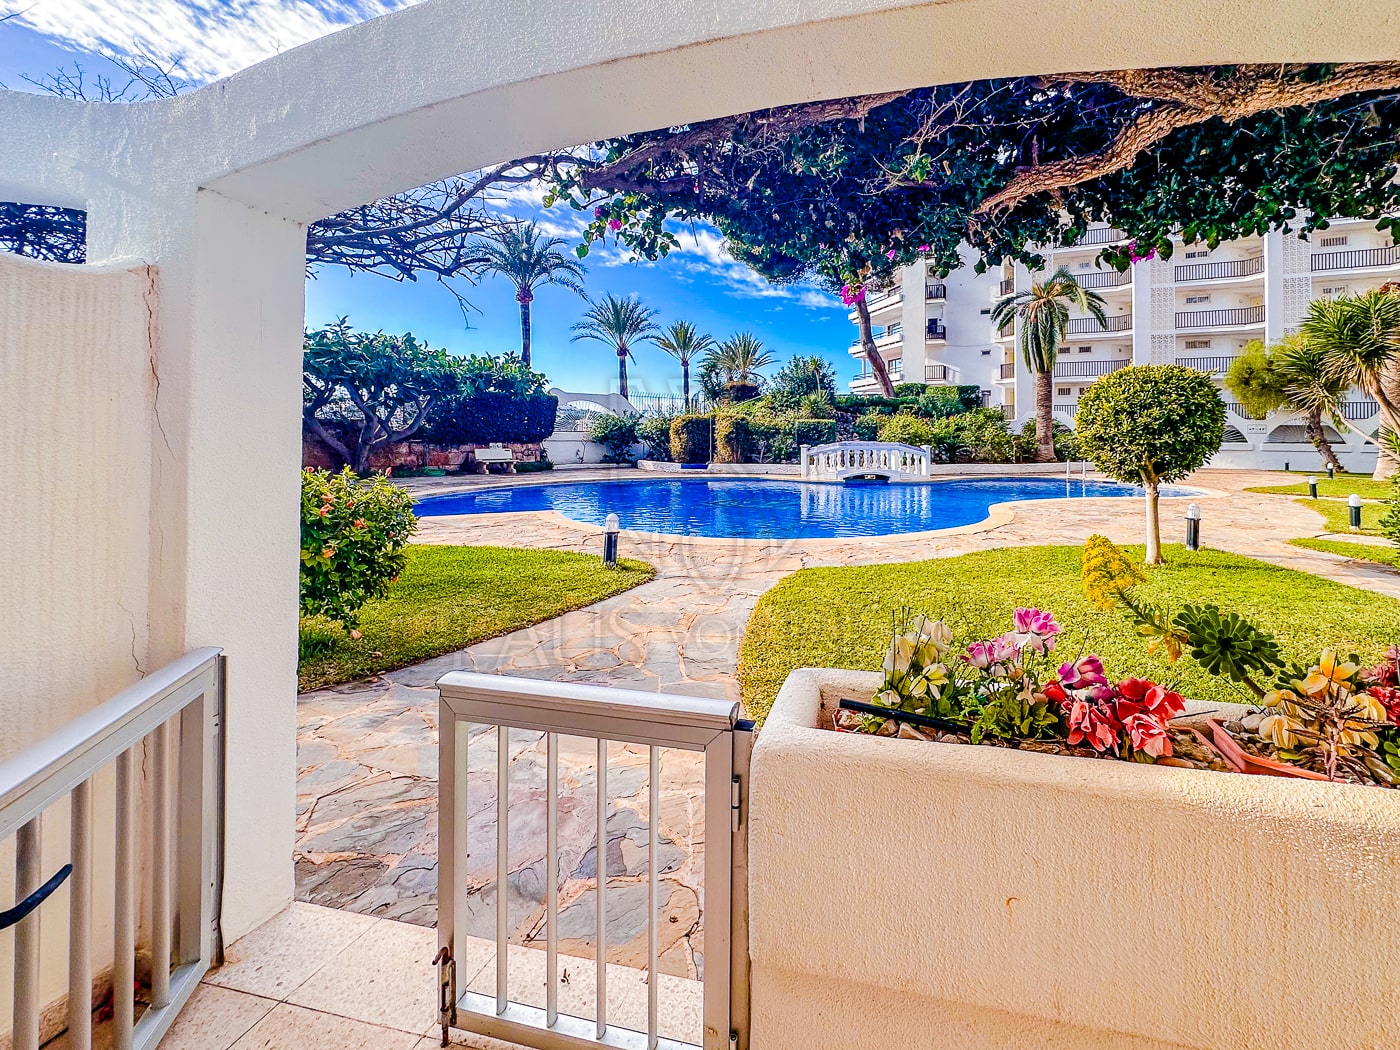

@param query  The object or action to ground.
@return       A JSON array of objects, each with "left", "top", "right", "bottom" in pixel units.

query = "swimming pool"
[{"left": 413, "top": 476, "right": 1194, "bottom": 539}]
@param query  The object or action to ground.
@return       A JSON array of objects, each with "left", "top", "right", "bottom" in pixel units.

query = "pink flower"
[
  {"left": 990, "top": 634, "right": 1021, "bottom": 664},
  {"left": 917, "top": 244, "right": 930, "bottom": 252},
  {"left": 840, "top": 284, "right": 866, "bottom": 306},
  {"left": 1010, "top": 608, "right": 1061, "bottom": 653},
  {"left": 886, "top": 249, "right": 896, "bottom": 260},
  {"left": 1114, "top": 679, "right": 1184, "bottom": 722},
  {"left": 1127, "top": 240, "right": 1156, "bottom": 263},
  {"left": 1124, "top": 713, "right": 1172, "bottom": 757},
  {"left": 1066, "top": 699, "right": 1118, "bottom": 752},
  {"left": 963, "top": 641, "right": 995, "bottom": 670},
  {"left": 594, "top": 206, "right": 605, "bottom": 219},
  {"left": 1058, "top": 654, "right": 1107, "bottom": 689},
  {"left": 607, "top": 218, "right": 622, "bottom": 231}
]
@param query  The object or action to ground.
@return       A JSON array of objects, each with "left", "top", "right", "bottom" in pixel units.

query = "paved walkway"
[{"left": 294, "top": 468, "right": 1400, "bottom": 964}]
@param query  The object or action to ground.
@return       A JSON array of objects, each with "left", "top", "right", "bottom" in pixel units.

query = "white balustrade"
[{"left": 799, "top": 442, "right": 933, "bottom": 481}]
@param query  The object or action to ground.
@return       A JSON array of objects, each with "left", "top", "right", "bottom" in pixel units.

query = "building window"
[
  {"left": 1077, "top": 345, "right": 1092, "bottom": 353},
  {"left": 1184, "top": 249, "right": 1209, "bottom": 259},
  {"left": 1184, "top": 295, "right": 1212, "bottom": 304},
  {"left": 1318, "top": 235, "right": 1350, "bottom": 247},
  {"left": 1184, "top": 339, "right": 1212, "bottom": 349},
  {"left": 1321, "top": 286, "right": 1348, "bottom": 297},
  {"left": 1057, "top": 386, "right": 1071, "bottom": 396}
]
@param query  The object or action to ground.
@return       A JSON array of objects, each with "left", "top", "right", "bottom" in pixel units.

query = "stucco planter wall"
[{"left": 747, "top": 668, "right": 1400, "bottom": 1050}]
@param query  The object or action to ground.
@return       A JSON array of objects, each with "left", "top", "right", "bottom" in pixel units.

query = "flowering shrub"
[
  {"left": 300, "top": 467, "right": 416, "bottom": 629},
  {"left": 868, "top": 609, "right": 1184, "bottom": 759},
  {"left": 1081, "top": 534, "right": 1144, "bottom": 610}
]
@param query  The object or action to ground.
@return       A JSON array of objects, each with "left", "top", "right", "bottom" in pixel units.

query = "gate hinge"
[
  {"left": 730, "top": 775, "right": 742, "bottom": 833},
  {"left": 434, "top": 946, "right": 456, "bottom": 1047}
]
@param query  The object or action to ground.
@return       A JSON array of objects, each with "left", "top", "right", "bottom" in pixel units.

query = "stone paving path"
[{"left": 295, "top": 467, "right": 1400, "bottom": 974}]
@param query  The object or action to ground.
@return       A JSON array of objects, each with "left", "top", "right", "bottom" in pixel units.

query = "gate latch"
[{"left": 433, "top": 945, "right": 456, "bottom": 1047}]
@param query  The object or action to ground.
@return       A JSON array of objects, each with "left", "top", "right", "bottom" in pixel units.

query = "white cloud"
[
  {"left": 662, "top": 226, "right": 838, "bottom": 309},
  {"left": 14, "top": 0, "right": 422, "bottom": 83}
]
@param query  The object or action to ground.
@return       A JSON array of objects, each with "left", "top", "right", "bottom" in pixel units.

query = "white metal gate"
[{"left": 435, "top": 672, "right": 752, "bottom": 1050}]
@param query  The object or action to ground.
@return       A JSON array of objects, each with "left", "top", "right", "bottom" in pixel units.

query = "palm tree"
[
  {"left": 1226, "top": 335, "right": 1347, "bottom": 473},
  {"left": 570, "top": 294, "right": 661, "bottom": 399},
  {"left": 655, "top": 321, "right": 716, "bottom": 409},
  {"left": 1300, "top": 289, "right": 1400, "bottom": 479},
  {"left": 476, "top": 221, "right": 587, "bottom": 368},
  {"left": 991, "top": 267, "right": 1107, "bottom": 462},
  {"left": 706, "top": 332, "right": 776, "bottom": 398}
]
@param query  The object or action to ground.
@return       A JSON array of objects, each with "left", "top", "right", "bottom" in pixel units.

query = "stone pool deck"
[{"left": 294, "top": 468, "right": 1400, "bottom": 958}]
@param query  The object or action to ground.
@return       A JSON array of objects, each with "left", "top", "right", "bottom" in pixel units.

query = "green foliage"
[
  {"left": 1081, "top": 535, "right": 1145, "bottom": 610},
  {"left": 1247, "top": 473, "right": 1393, "bottom": 499},
  {"left": 670, "top": 414, "right": 713, "bottom": 464},
  {"left": 913, "top": 387, "right": 964, "bottom": 419},
  {"left": 300, "top": 467, "right": 416, "bottom": 629},
  {"left": 876, "top": 414, "right": 935, "bottom": 445},
  {"left": 713, "top": 415, "right": 755, "bottom": 463},
  {"left": 1014, "top": 417, "right": 1078, "bottom": 462},
  {"left": 513, "top": 459, "right": 554, "bottom": 473},
  {"left": 1383, "top": 474, "right": 1400, "bottom": 547},
  {"left": 799, "top": 391, "right": 836, "bottom": 419},
  {"left": 892, "top": 382, "right": 926, "bottom": 398},
  {"left": 1224, "top": 342, "right": 1288, "bottom": 417},
  {"left": 772, "top": 355, "right": 838, "bottom": 400},
  {"left": 791, "top": 418, "right": 838, "bottom": 447},
  {"left": 1295, "top": 497, "right": 1387, "bottom": 536},
  {"left": 1287, "top": 537, "right": 1398, "bottom": 567},
  {"left": 1075, "top": 365, "right": 1225, "bottom": 485},
  {"left": 588, "top": 413, "right": 639, "bottom": 463},
  {"left": 1172, "top": 604, "right": 1285, "bottom": 691},
  {"left": 853, "top": 411, "right": 885, "bottom": 440},
  {"left": 298, "top": 546, "right": 654, "bottom": 691},
  {"left": 636, "top": 412, "right": 678, "bottom": 461},
  {"left": 424, "top": 390, "right": 557, "bottom": 445}
]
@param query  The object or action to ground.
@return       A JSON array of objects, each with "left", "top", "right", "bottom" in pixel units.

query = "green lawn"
[
  {"left": 737, "top": 544, "right": 1400, "bottom": 723},
  {"left": 1293, "top": 497, "right": 1389, "bottom": 536},
  {"left": 299, "top": 545, "right": 654, "bottom": 691},
  {"left": 1288, "top": 537, "right": 1399, "bottom": 568},
  {"left": 1247, "top": 472, "right": 1394, "bottom": 500}
]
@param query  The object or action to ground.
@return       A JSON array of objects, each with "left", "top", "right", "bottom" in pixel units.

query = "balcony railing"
[
  {"left": 926, "top": 364, "right": 948, "bottom": 382},
  {"left": 1075, "top": 270, "right": 1132, "bottom": 290},
  {"left": 1062, "top": 227, "right": 1126, "bottom": 247},
  {"left": 926, "top": 320, "right": 947, "bottom": 340},
  {"left": 1175, "top": 305, "right": 1265, "bottom": 329},
  {"left": 876, "top": 324, "right": 902, "bottom": 341},
  {"left": 1311, "top": 245, "right": 1400, "bottom": 272},
  {"left": 1175, "top": 257, "right": 1264, "bottom": 282},
  {"left": 889, "top": 361, "right": 904, "bottom": 379},
  {"left": 1000, "top": 404, "right": 1015, "bottom": 419},
  {"left": 1224, "top": 401, "right": 1268, "bottom": 420},
  {"left": 1054, "top": 358, "right": 1128, "bottom": 378},
  {"left": 997, "top": 322, "right": 1014, "bottom": 338},
  {"left": 926, "top": 283, "right": 947, "bottom": 300},
  {"left": 1067, "top": 313, "right": 1132, "bottom": 334},
  {"left": 1054, "top": 403, "right": 1080, "bottom": 418},
  {"left": 1341, "top": 400, "right": 1381, "bottom": 420},
  {"left": 999, "top": 278, "right": 1014, "bottom": 296},
  {"left": 1175, "top": 355, "right": 1240, "bottom": 375},
  {"left": 999, "top": 362, "right": 1015, "bottom": 380},
  {"left": 866, "top": 287, "right": 903, "bottom": 309}
]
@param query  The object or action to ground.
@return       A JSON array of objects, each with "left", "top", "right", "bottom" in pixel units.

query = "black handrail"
[{"left": 0, "top": 864, "right": 71, "bottom": 931}]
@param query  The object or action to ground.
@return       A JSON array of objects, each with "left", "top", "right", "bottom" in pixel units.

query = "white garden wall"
[{"left": 749, "top": 668, "right": 1400, "bottom": 1050}]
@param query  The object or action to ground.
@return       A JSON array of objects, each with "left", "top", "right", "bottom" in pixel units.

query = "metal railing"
[
  {"left": 436, "top": 673, "right": 751, "bottom": 1050},
  {"left": 925, "top": 283, "right": 947, "bottom": 300},
  {"left": 865, "top": 288, "right": 902, "bottom": 309},
  {"left": 999, "top": 362, "right": 1016, "bottom": 380},
  {"left": 999, "top": 278, "right": 1015, "bottom": 296},
  {"left": 1224, "top": 401, "right": 1268, "bottom": 420},
  {"left": 1053, "top": 358, "right": 1127, "bottom": 379},
  {"left": 1054, "top": 403, "right": 1080, "bottom": 418},
  {"left": 925, "top": 364, "right": 948, "bottom": 382},
  {"left": 1174, "top": 256, "right": 1264, "bottom": 282},
  {"left": 926, "top": 320, "right": 947, "bottom": 340},
  {"left": 1, "top": 649, "right": 224, "bottom": 1050},
  {"left": 1075, "top": 270, "right": 1132, "bottom": 290},
  {"left": 1340, "top": 400, "right": 1381, "bottom": 420},
  {"left": 1175, "top": 305, "right": 1265, "bottom": 329},
  {"left": 889, "top": 360, "right": 904, "bottom": 380},
  {"left": 1175, "top": 356, "right": 1240, "bottom": 375},
  {"left": 1311, "top": 244, "right": 1400, "bottom": 271},
  {"left": 1066, "top": 314, "right": 1132, "bottom": 334},
  {"left": 1062, "top": 227, "right": 1125, "bottom": 247},
  {"left": 627, "top": 392, "right": 713, "bottom": 415},
  {"left": 997, "top": 322, "right": 1014, "bottom": 339},
  {"left": 999, "top": 404, "right": 1015, "bottom": 419}
]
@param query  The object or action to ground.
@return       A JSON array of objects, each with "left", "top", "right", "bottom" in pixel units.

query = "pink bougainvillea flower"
[
  {"left": 917, "top": 244, "right": 930, "bottom": 252},
  {"left": 1058, "top": 654, "right": 1107, "bottom": 689},
  {"left": 607, "top": 218, "right": 622, "bottom": 231},
  {"left": 1065, "top": 698, "right": 1118, "bottom": 752},
  {"left": 886, "top": 249, "right": 897, "bottom": 260},
  {"left": 1123, "top": 712, "right": 1172, "bottom": 757},
  {"left": 594, "top": 206, "right": 605, "bottom": 219}
]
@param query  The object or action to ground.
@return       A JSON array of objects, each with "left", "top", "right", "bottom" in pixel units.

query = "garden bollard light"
[
  {"left": 1185, "top": 503, "right": 1201, "bottom": 552},
  {"left": 604, "top": 513, "right": 620, "bottom": 567},
  {"left": 1328, "top": 464, "right": 1336, "bottom": 480},
  {"left": 1308, "top": 475, "right": 1318, "bottom": 499},
  {"left": 1348, "top": 494, "right": 1363, "bottom": 531}
]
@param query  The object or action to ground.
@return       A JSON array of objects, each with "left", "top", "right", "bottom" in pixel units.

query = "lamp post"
[
  {"left": 1348, "top": 494, "right": 1363, "bottom": 532},
  {"left": 1307, "top": 475, "right": 1318, "bottom": 499},
  {"left": 603, "top": 513, "right": 620, "bottom": 567},
  {"left": 1185, "top": 503, "right": 1202, "bottom": 552},
  {"left": 1327, "top": 464, "right": 1336, "bottom": 480}
]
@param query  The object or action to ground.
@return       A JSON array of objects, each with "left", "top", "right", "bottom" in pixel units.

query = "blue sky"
[{"left": 0, "top": 2, "right": 856, "bottom": 395}]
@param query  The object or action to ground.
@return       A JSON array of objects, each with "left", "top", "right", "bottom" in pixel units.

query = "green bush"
[
  {"left": 670, "top": 414, "right": 713, "bottom": 464},
  {"left": 513, "top": 459, "right": 554, "bottom": 473},
  {"left": 423, "top": 389, "right": 558, "bottom": 445},
  {"left": 714, "top": 415, "right": 755, "bottom": 463},
  {"left": 771, "top": 355, "right": 837, "bottom": 400},
  {"left": 300, "top": 467, "right": 416, "bottom": 629},
  {"left": 636, "top": 412, "right": 677, "bottom": 461},
  {"left": 588, "top": 413, "right": 639, "bottom": 463},
  {"left": 892, "top": 382, "right": 927, "bottom": 399},
  {"left": 914, "top": 387, "right": 963, "bottom": 418},
  {"left": 876, "top": 415, "right": 936, "bottom": 445},
  {"left": 791, "top": 418, "right": 838, "bottom": 447},
  {"left": 799, "top": 392, "right": 836, "bottom": 419},
  {"left": 1015, "top": 417, "right": 1079, "bottom": 462},
  {"left": 854, "top": 411, "right": 886, "bottom": 440},
  {"left": 954, "top": 408, "right": 1016, "bottom": 463}
]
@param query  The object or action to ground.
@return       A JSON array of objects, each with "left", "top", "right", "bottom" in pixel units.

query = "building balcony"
[
  {"left": 1053, "top": 358, "right": 1128, "bottom": 379},
  {"left": 1224, "top": 400, "right": 1268, "bottom": 420},
  {"left": 1075, "top": 269, "right": 1132, "bottom": 290},
  {"left": 1175, "top": 305, "right": 1264, "bottom": 329},
  {"left": 998, "top": 361, "right": 1015, "bottom": 381},
  {"left": 926, "top": 319, "right": 947, "bottom": 341},
  {"left": 999, "top": 403, "right": 1015, "bottom": 419},
  {"left": 926, "top": 283, "right": 947, "bottom": 300},
  {"left": 1176, "top": 355, "right": 1240, "bottom": 376},
  {"left": 1175, "top": 257, "right": 1264, "bottom": 282},
  {"left": 1059, "top": 227, "right": 1127, "bottom": 247},
  {"left": 1066, "top": 313, "right": 1132, "bottom": 335},
  {"left": 1053, "top": 402, "right": 1080, "bottom": 418},
  {"left": 1310, "top": 244, "right": 1400, "bottom": 272},
  {"left": 1341, "top": 399, "right": 1381, "bottom": 420},
  {"left": 998, "top": 278, "right": 1014, "bottom": 297},
  {"left": 925, "top": 363, "right": 948, "bottom": 382}
]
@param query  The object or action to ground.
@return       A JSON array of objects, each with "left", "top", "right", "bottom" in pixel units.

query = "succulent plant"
[{"left": 1172, "top": 604, "right": 1283, "bottom": 696}]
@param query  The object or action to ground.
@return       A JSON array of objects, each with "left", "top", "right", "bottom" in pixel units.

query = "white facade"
[{"left": 848, "top": 221, "right": 1392, "bottom": 472}]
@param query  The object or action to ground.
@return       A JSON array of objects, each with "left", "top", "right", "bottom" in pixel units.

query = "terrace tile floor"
[{"left": 294, "top": 467, "right": 1400, "bottom": 967}]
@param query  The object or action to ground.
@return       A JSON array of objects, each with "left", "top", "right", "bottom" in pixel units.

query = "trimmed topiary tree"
[
  {"left": 670, "top": 414, "right": 713, "bottom": 464},
  {"left": 1075, "top": 365, "right": 1225, "bottom": 565}
]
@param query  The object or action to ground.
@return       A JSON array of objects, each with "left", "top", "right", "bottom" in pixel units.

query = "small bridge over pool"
[{"left": 799, "top": 441, "right": 933, "bottom": 482}]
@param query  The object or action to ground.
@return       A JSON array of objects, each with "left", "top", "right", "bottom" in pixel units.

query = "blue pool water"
[{"left": 413, "top": 476, "right": 1193, "bottom": 539}]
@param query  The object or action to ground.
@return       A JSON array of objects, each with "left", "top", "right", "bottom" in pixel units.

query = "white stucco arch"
[{"left": 5, "top": 0, "right": 1400, "bottom": 940}]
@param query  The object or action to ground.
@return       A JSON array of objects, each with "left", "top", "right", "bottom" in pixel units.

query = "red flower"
[
  {"left": 1066, "top": 699, "right": 1118, "bottom": 752},
  {"left": 1114, "top": 678, "right": 1184, "bottom": 722},
  {"left": 1042, "top": 681, "right": 1068, "bottom": 706},
  {"left": 1370, "top": 685, "right": 1400, "bottom": 723},
  {"left": 1124, "top": 713, "right": 1172, "bottom": 758}
]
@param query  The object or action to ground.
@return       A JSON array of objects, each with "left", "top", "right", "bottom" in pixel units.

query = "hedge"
[
  {"left": 713, "top": 415, "right": 755, "bottom": 463},
  {"left": 423, "top": 390, "right": 557, "bottom": 445},
  {"left": 670, "top": 415, "right": 713, "bottom": 464},
  {"left": 791, "top": 418, "right": 838, "bottom": 447}
]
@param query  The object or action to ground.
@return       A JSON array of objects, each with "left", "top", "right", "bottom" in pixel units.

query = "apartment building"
[{"left": 847, "top": 221, "right": 1393, "bottom": 472}]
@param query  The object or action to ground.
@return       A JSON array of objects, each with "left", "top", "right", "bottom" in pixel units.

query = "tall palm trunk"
[
  {"left": 1304, "top": 407, "right": 1344, "bottom": 473},
  {"left": 682, "top": 361, "right": 691, "bottom": 409},
  {"left": 517, "top": 290, "right": 533, "bottom": 368},
  {"left": 1034, "top": 370, "right": 1056, "bottom": 462},
  {"left": 854, "top": 297, "right": 895, "bottom": 396},
  {"left": 617, "top": 347, "right": 629, "bottom": 399}
]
